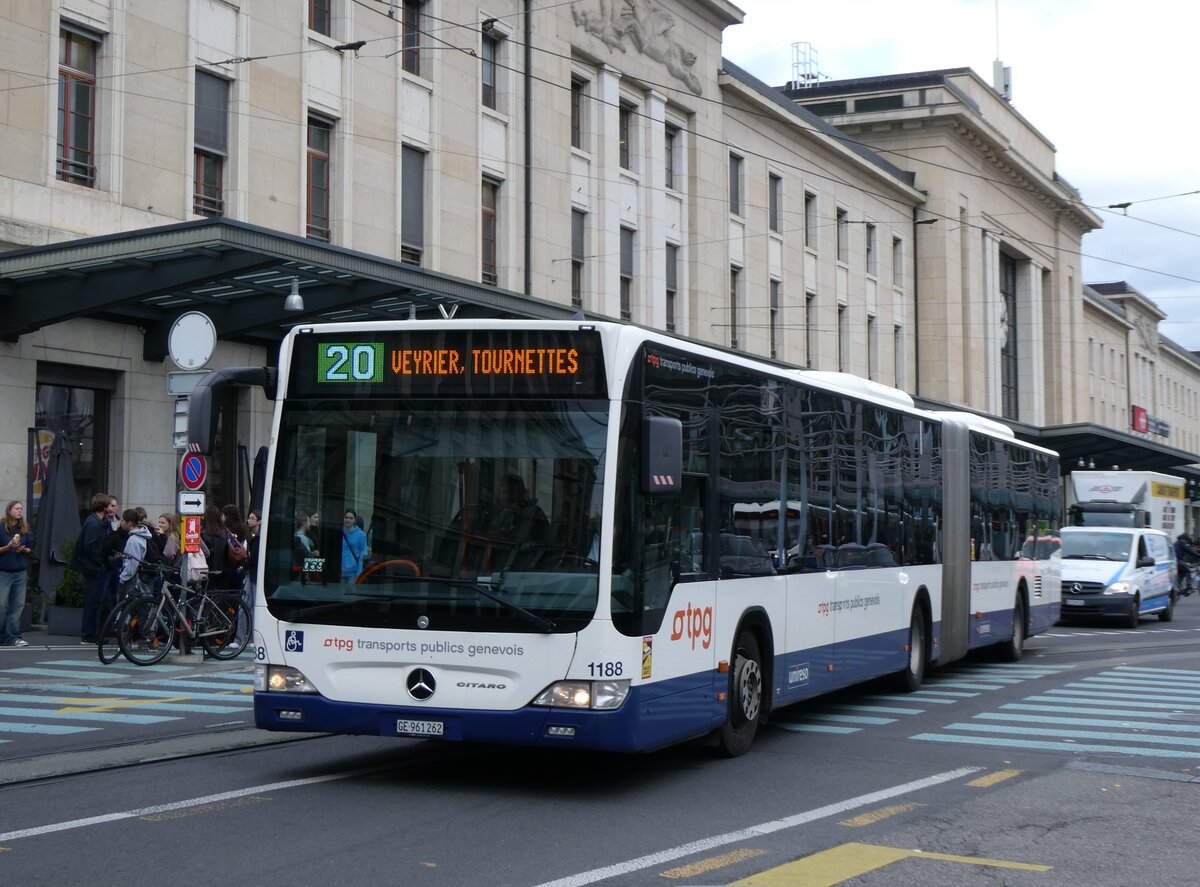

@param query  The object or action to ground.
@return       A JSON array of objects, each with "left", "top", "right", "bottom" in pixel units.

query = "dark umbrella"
[{"left": 33, "top": 434, "right": 81, "bottom": 600}]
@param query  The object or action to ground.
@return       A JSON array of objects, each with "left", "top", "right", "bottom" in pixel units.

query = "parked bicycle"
[
  {"left": 112, "top": 563, "right": 250, "bottom": 666},
  {"left": 1181, "top": 561, "right": 1200, "bottom": 598}
]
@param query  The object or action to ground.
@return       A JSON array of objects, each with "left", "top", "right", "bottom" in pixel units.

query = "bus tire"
[
  {"left": 1159, "top": 591, "right": 1175, "bottom": 622},
  {"left": 893, "top": 607, "right": 927, "bottom": 692},
  {"left": 996, "top": 596, "right": 1025, "bottom": 662},
  {"left": 717, "top": 630, "right": 762, "bottom": 757}
]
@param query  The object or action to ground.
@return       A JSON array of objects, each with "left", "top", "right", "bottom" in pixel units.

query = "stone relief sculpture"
[{"left": 572, "top": 0, "right": 704, "bottom": 95}]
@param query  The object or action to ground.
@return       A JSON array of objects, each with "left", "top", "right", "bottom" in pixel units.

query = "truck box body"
[{"left": 1066, "top": 470, "right": 1185, "bottom": 533}]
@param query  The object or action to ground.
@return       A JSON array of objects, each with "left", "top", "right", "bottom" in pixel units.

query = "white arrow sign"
[{"left": 178, "top": 490, "right": 207, "bottom": 515}]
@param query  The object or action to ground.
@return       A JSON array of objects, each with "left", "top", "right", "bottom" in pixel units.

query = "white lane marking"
[{"left": 528, "top": 766, "right": 981, "bottom": 887}]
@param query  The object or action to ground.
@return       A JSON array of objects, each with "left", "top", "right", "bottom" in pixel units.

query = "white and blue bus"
[{"left": 191, "top": 320, "right": 1061, "bottom": 756}]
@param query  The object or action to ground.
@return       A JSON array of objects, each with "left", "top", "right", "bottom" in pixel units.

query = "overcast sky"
[{"left": 721, "top": 0, "right": 1200, "bottom": 351}]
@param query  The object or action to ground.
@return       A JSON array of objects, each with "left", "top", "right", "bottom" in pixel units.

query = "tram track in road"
[{"left": 0, "top": 723, "right": 328, "bottom": 789}]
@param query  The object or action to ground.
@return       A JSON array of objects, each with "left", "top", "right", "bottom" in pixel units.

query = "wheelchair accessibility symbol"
[{"left": 285, "top": 630, "right": 304, "bottom": 652}]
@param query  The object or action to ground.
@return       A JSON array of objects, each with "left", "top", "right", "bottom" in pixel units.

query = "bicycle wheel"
[
  {"left": 97, "top": 598, "right": 132, "bottom": 664},
  {"left": 118, "top": 596, "right": 174, "bottom": 665},
  {"left": 198, "top": 595, "right": 251, "bottom": 660}
]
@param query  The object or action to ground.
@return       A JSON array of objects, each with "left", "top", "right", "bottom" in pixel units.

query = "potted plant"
[{"left": 47, "top": 538, "right": 84, "bottom": 637}]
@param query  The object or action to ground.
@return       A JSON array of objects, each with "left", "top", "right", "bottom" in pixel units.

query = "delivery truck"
[{"left": 1066, "top": 470, "right": 1185, "bottom": 533}]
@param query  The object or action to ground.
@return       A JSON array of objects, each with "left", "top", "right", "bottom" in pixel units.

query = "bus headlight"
[
  {"left": 532, "top": 680, "right": 630, "bottom": 710},
  {"left": 255, "top": 664, "right": 318, "bottom": 693},
  {"left": 1105, "top": 581, "right": 1132, "bottom": 595}
]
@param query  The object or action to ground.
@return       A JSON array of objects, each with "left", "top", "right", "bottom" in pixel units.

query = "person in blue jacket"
[
  {"left": 0, "top": 500, "right": 35, "bottom": 647},
  {"left": 341, "top": 509, "right": 369, "bottom": 582}
]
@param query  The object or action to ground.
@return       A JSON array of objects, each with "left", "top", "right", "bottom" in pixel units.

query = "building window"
[
  {"left": 619, "top": 102, "right": 634, "bottom": 170},
  {"left": 768, "top": 174, "right": 782, "bottom": 233},
  {"left": 481, "top": 33, "right": 499, "bottom": 109},
  {"left": 193, "top": 70, "right": 228, "bottom": 216},
  {"left": 805, "top": 291, "right": 815, "bottom": 368},
  {"left": 57, "top": 27, "right": 98, "bottom": 186},
  {"left": 867, "top": 314, "right": 877, "bottom": 379},
  {"left": 804, "top": 191, "right": 817, "bottom": 249},
  {"left": 570, "top": 77, "right": 586, "bottom": 149},
  {"left": 571, "top": 209, "right": 586, "bottom": 309},
  {"left": 729, "top": 153, "right": 743, "bottom": 215},
  {"left": 1000, "top": 253, "right": 1019, "bottom": 420},
  {"left": 664, "top": 124, "right": 678, "bottom": 190},
  {"left": 306, "top": 116, "right": 333, "bottom": 241},
  {"left": 402, "top": 0, "right": 423, "bottom": 76},
  {"left": 620, "top": 227, "right": 634, "bottom": 320},
  {"left": 769, "top": 279, "right": 780, "bottom": 358},
  {"left": 309, "top": 0, "right": 331, "bottom": 36},
  {"left": 836, "top": 208, "right": 849, "bottom": 263},
  {"left": 665, "top": 243, "right": 678, "bottom": 333},
  {"left": 481, "top": 179, "right": 500, "bottom": 285},
  {"left": 837, "top": 305, "right": 848, "bottom": 372},
  {"left": 865, "top": 223, "right": 877, "bottom": 276},
  {"left": 401, "top": 146, "right": 425, "bottom": 265},
  {"left": 892, "top": 235, "right": 903, "bottom": 287},
  {"left": 729, "top": 266, "right": 740, "bottom": 349}
]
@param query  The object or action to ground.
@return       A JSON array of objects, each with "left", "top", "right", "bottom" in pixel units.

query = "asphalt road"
[{"left": 4, "top": 599, "right": 1200, "bottom": 885}]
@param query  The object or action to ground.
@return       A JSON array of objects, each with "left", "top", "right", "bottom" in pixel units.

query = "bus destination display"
[{"left": 291, "top": 329, "right": 606, "bottom": 398}]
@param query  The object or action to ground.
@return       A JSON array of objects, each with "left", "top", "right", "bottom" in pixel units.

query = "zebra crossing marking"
[
  {"left": 911, "top": 666, "right": 1200, "bottom": 760},
  {"left": 775, "top": 662, "right": 1074, "bottom": 735},
  {"left": 0, "top": 656, "right": 254, "bottom": 746}
]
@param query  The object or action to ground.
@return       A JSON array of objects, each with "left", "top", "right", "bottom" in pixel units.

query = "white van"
[{"left": 1059, "top": 526, "right": 1176, "bottom": 626}]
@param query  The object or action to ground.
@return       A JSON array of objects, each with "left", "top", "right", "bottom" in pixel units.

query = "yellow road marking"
[
  {"left": 838, "top": 802, "right": 923, "bottom": 827},
  {"left": 731, "top": 841, "right": 1050, "bottom": 886},
  {"left": 968, "top": 769, "right": 1022, "bottom": 788},
  {"left": 659, "top": 848, "right": 766, "bottom": 879},
  {"left": 59, "top": 695, "right": 192, "bottom": 713}
]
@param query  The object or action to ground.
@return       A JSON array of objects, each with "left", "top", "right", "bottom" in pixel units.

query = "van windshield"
[{"left": 1061, "top": 533, "right": 1132, "bottom": 561}]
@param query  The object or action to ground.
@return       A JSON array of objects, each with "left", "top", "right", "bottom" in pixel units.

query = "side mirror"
[
  {"left": 641, "top": 415, "right": 682, "bottom": 495},
  {"left": 1137, "top": 555, "right": 1155, "bottom": 568}
]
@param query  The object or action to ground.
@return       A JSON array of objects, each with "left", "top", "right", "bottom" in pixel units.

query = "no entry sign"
[{"left": 179, "top": 451, "right": 207, "bottom": 490}]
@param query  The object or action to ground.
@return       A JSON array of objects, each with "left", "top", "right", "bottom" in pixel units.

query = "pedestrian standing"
[
  {"left": 70, "top": 492, "right": 111, "bottom": 644},
  {"left": 98, "top": 495, "right": 123, "bottom": 618},
  {"left": 0, "top": 500, "right": 35, "bottom": 646},
  {"left": 116, "top": 509, "right": 151, "bottom": 593},
  {"left": 341, "top": 509, "right": 368, "bottom": 582}
]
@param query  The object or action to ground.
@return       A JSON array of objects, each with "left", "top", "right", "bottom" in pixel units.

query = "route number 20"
[{"left": 320, "top": 343, "right": 383, "bottom": 383}]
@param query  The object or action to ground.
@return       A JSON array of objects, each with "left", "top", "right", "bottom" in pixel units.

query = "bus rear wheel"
[
  {"left": 717, "top": 630, "right": 762, "bottom": 757},
  {"left": 996, "top": 596, "right": 1025, "bottom": 662},
  {"left": 893, "top": 608, "right": 927, "bottom": 692}
]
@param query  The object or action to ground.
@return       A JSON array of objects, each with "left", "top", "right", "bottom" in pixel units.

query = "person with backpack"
[
  {"left": 116, "top": 509, "right": 152, "bottom": 594},
  {"left": 71, "top": 492, "right": 112, "bottom": 644}
]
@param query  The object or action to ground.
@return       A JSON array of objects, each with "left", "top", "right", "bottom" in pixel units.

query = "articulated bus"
[{"left": 190, "top": 320, "right": 1061, "bottom": 756}]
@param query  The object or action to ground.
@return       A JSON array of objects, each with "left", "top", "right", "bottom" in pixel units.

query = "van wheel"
[
  {"left": 892, "top": 608, "right": 927, "bottom": 692},
  {"left": 1159, "top": 591, "right": 1175, "bottom": 622},
  {"left": 997, "top": 596, "right": 1025, "bottom": 662},
  {"left": 1126, "top": 595, "right": 1140, "bottom": 629},
  {"left": 717, "top": 630, "right": 762, "bottom": 757}
]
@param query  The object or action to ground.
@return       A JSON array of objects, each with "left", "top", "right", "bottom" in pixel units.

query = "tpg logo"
[{"left": 670, "top": 602, "right": 713, "bottom": 650}]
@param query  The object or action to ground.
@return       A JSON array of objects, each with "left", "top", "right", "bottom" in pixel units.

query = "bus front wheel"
[{"left": 717, "top": 630, "right": 762, "bottom": 757}]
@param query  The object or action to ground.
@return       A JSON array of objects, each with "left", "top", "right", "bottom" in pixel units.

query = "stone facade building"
[{"left": 1, "top": 1, "right": 1197, "bottom": 534}]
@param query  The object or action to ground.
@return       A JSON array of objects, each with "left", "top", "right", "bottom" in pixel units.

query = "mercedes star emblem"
[{"left": 407, "top": 668, "right": 436, "bottom": 701}]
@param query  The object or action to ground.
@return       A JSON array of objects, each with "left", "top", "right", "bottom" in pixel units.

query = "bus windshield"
[{"left": 263, "top": 398, "right": 608, "bottom": 633}]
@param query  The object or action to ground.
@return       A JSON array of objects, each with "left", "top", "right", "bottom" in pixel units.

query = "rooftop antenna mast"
[
  {"left": 790, "top": 41, "right": 825, "bottom": 90},
  {"left": 992, "top": 0, "right": 1012, "bottom": 100}
]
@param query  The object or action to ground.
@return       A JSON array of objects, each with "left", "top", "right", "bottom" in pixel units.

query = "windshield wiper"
[{"left": 426, "top": 576, "right": 557, "bottom": 633}]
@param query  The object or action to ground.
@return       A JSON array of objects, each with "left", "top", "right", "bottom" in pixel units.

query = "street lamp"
[{"left": 283, "top": 278, "right": 304, "bottom": 312}]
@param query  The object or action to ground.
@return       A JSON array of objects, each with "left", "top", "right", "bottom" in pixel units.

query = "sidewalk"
[{"left": 5, "top": 622, "right": 254, "bottom": 666}]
